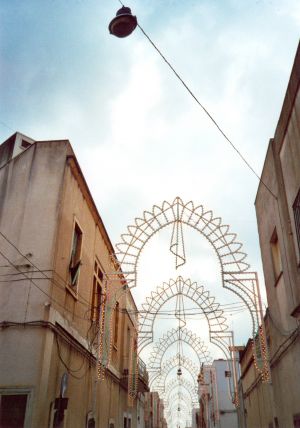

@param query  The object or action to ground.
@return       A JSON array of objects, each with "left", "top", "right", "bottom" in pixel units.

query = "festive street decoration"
[{"left": 97, "top": 197, "right": 270, "bottom": 408}]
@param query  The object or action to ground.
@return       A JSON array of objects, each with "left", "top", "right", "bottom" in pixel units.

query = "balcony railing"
[{"left": 138, "top": 357, "right": 149, "bottom": 387}]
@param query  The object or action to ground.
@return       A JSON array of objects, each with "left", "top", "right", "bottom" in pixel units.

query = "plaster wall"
[
  {"left": 0, "top": 137, "right": 141, "bottom": 428},
  {"left": 239, "top": 340, "right": 273, "bottom": 428},
  {"left": 255, "top": 43, "right": 300, "bottom": 428}
]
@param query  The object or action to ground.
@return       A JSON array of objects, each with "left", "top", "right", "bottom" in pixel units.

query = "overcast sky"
[{"left": 1, "top": 0, "right": 299, "bottom": 412}]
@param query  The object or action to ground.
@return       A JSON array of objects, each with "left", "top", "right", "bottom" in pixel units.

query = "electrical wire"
[
  {"left": 0, "top": 231, "right": 93, "bottom": 308},
  {"left": 115, "top": 0, "right": 277, "bottom": 200},
  {"left": 0, "top": 249, "right": 91, "bottom": 321},
  {"left": 0, "top": 239, "right": 251, "bottom": 314},
  {"left": 55, "top": 334, "right": 92, "bottom": 380},
  {"left": 0, "top": 120, "right": 15, "bottom": 133}
]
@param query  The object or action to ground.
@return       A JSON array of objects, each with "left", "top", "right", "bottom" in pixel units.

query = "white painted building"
[{"left": 198, "top": 360, "right": 238, "bottom": 428}]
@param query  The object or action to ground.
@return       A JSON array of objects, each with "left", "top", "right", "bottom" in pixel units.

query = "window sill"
[{"left": 274, "top": 271, "right": 283, "bottom": 287}]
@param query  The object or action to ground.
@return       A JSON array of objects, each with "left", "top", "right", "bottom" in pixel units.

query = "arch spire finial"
[{"left": 170, "top": 197, "right": 186, "bottom": 268}]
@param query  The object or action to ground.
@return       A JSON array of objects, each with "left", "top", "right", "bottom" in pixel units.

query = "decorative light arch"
[
  {"left": 148, "top": 327, "right": 212, "bottom": 370},
  {"left": 139, "top": 276, "right": 233, "bottom": 359},
  {"left": 163, "top": 377, "right": 198, "bottom": 404},
  {"left": 168, "top": 401, "right": 190, "bottom": 419},
  {"left": 112, "top": 197, "right": 267, "bottom": 365},
  {"left": 168, "top": 391, "right": 193, "bottom": 408},
  {"left": 99, "top": 197, "right": 269, "bottom": 402},
  {"left": 150, "top": 354, "right": 199, "bottom": 392}
]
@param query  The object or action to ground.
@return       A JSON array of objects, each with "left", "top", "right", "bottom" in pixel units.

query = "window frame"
[
  {"left": 270, "top": 228, "right": 283, "bottom": 285},
  {"left": 294, "top": 413, "right": 300, "bottom": 428},
  {"left": 293, "top": 189, "right": 300, "bottom": 263},
  {"left": 68, "top": 219, "right": 83, "bottom": 294},
  {"left": 113, "top": 301, "right": 120, "bottom": 348},
  {"left": 91, "top": 259, "right": 104, "bottom": 324},
  {"left": 0, "top": 388, "right": 33, "bottom": 428}
]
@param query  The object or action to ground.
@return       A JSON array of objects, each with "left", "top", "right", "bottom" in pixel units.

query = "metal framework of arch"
[
  {"left": 148, "top": 327, "right": 212, "bottom": 370},
  {"left": 163, "top": 377, "right": 198, "bottom": 404},
  {"left": 99, "top": 197, "right": 270, "bottom": 403},
  {"left": 150, "top": 354, "right": 199, "bottom": 392},
  {"left": 167, "top": 413, "right": 190, "bottom": 428},
  {"left": 139, "top": 276, "right": 233, "bottom": 359},
  {"left": 112, "top": 198, "right": 268, "bottom": 372},
  {"left": 168, "top": 391, "right": 193, "bottom": 408},
  {"left": 168, "top": 401, "right": 190, "bottom": 420}
]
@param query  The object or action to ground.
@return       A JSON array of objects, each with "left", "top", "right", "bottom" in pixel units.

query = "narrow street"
[{"left": 0, "top": 2, "right": 299, "bottom": 428}]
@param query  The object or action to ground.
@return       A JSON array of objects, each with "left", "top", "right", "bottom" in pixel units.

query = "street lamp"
[{"left": 108, "top": 6, "right": 137, "bottom": 38}]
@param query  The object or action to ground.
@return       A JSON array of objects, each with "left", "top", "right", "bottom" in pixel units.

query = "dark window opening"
[
  {"left": 21, "top": 139, "right": 31, "bottom": 149},
  {"left": 0, "top": 394, "right": 28, "bottom": 428},
  {"left": 294, "top": 413, "right": 300, "bottom": 428},
  {"left": 69, "top": 222, "right": 82, "bottom": 288},
  {"left": 270, "top": 228, "right": 282, "bottom": 282},
  {"left": 293, "top": 189, "right": 300, "bottom": 255},
  {"left": 113, "top": 302, "right": 119, "bottom": 346},
  {"left": 87, "top": 418, "right": 95, "bottom": 428}
]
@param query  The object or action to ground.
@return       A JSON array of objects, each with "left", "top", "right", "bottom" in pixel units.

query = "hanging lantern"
[
  {"left": 108, "top": 6, "right": 137, "bottom": 38},
  {"left": 177, "top": 368, "right": 182, "bottom": 376}
]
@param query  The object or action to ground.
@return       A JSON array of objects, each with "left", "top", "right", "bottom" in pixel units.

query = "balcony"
[{"left": 138, "top": 357, "right": 149, "bottom": 393}]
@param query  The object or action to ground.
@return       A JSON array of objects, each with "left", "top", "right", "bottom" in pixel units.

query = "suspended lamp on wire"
[
  {"left": 177, "top": 367, "right": 182, "bottom": 376},
  {"left": 108, "top": 6, "right": 137, "bottom": 38}
]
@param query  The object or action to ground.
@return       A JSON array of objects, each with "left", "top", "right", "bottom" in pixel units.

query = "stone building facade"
[
  {"left": 0, "top": 133, "right": 148, "bottom": 427},
  {"left": 237, "top": 314, "right": 274, "bottom": 428},
  {"left": 198, "top": 360, "right": 238, "bottom": 428},
  {"left": 252, "top": 42, "right": 300, "bottom": 427}
]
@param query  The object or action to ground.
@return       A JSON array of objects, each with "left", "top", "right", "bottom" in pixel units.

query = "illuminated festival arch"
[
  {"left": 99, "top": 197, "right": 269, "bottom": 403},
  {"left": 139, "top": 276, "right": 233, "bottom": 359},
  {"left": 148, "top": 327, "right": 212, "bottom": 370},
  {"left": 163, "top": 377, "right": 198, "bottom": 404},
  {"left": 167, "top": 391, "right": 193, "bottom": 408},
  {"left": 150, "top": 354, "right": 199, "bottom": 392}
]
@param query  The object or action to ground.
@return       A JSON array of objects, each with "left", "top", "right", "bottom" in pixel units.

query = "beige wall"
[
  {"left": 0, "top": 136, "right": 141, "bottom": 428},
  {"left": 255, "top": 43, "right": 300, "bottom": 428},
  {"left": 239, "top": 333, "right": 274, "bottom": 428}
]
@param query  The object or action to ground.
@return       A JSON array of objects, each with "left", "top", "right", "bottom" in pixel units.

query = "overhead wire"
[
  {"left": 115, "top": 0, "right": 277, "bottom": 200},
  {"left": 0, "top": 229, "right": 252, "bottom": 316},
  {"left": 0, "top": 249, "right": 92, "bottom": 321},
  {"left": 0, "top": 120, "right": 15, "bottom": 133},
  {"left": 0, "top": 231, "right": 93, "bottom": 308}
]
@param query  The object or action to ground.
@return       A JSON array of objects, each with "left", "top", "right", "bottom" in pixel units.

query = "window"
[
  {"left": 20, "top": 139, "right": 31, "bottom": 149},
  {"left": 294, "top": 414, "right": 300, "bottom": 428},
  {"left": 87, "top": 418, "right": 96, "bottom": 428},
  {"left": 270, "top": 229, "right": 282, "bottom": 282},
  {"left": 123, "top": 417, "right": 127, "bottom": 428},
  {"left": 113, "top": 302, "right": 120, "bottom": 346},
  {"left": 0, "top": 393, "right": 28, "bottom": 428},
  {"left": 293, "top": 189, "right": 300, "bottom": 255},
  {"left": 69, "top": 222, "right": 82, "bottom": 289},
  {"left": 91, "top": 260, "right": 104, "bottom": 323},
  {"left": 126, "top": 327, "right": 131, "bottom": 358}
]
